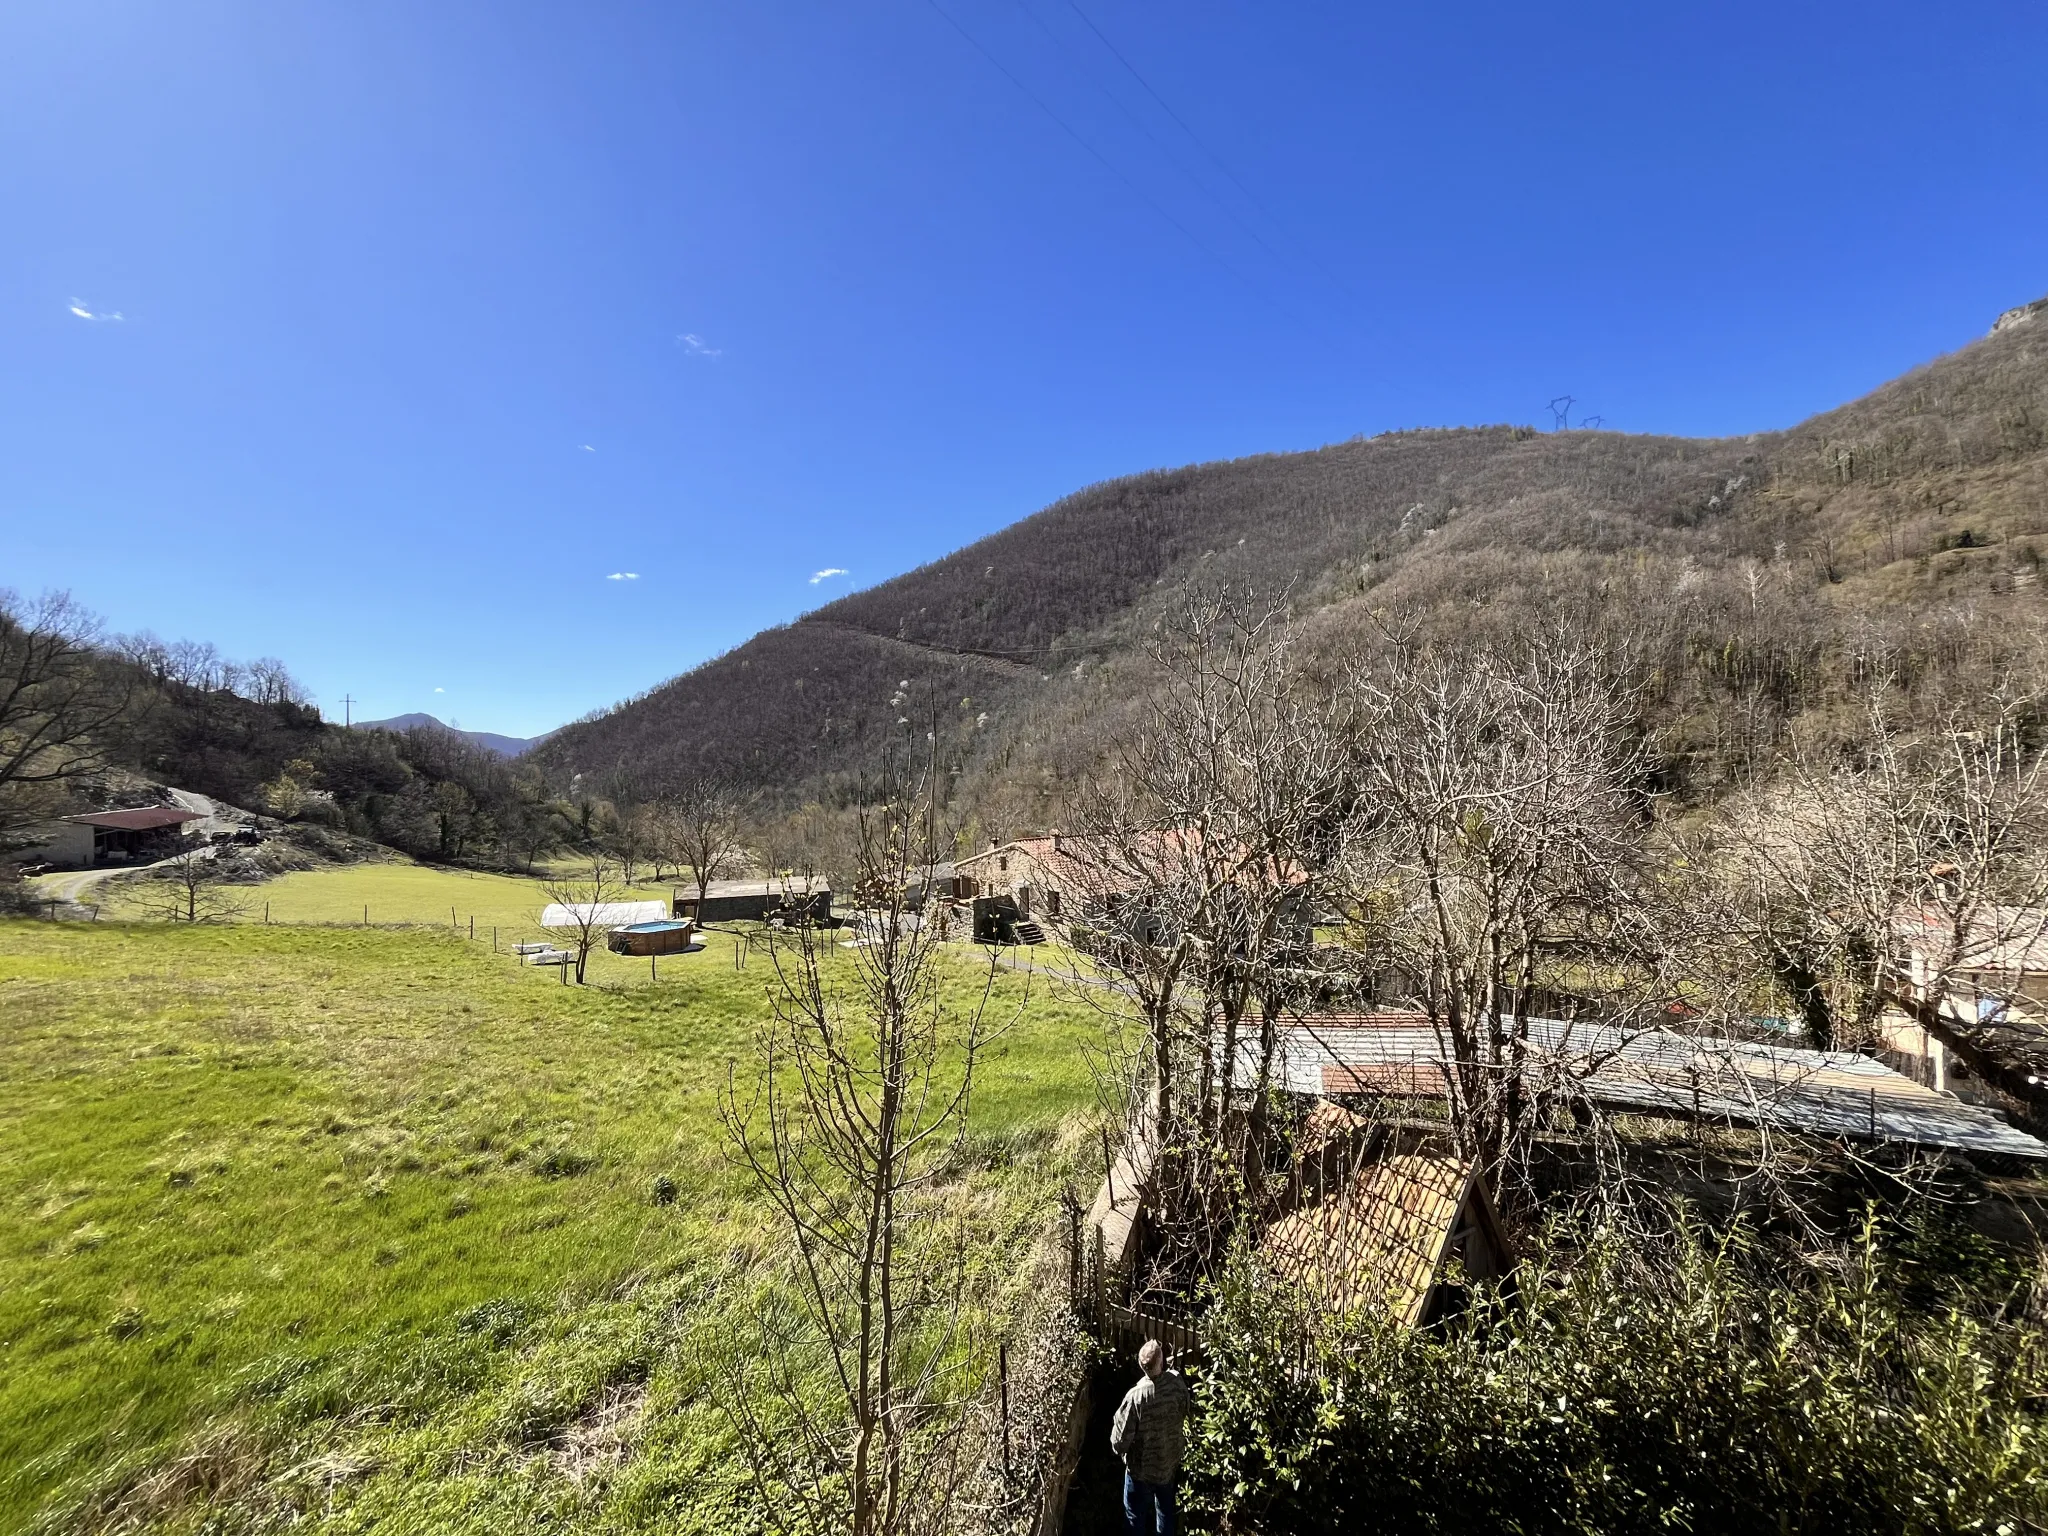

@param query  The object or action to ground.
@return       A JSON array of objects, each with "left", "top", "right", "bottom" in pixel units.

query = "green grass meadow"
[
  {"left": 99, "top": 858, "right": 666, "bottom": 939},
  {"left": 1, "top": 868, "right": 1103, "bottom": 1532}
]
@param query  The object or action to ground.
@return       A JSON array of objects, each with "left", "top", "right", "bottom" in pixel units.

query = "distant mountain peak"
[{"left": 353, "top": 713, "right": 547, "bottom": 758}]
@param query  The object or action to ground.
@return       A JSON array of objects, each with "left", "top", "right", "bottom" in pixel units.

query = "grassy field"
[
  {"left": 1, "top": 868, "right": 1106, "bottom": 1533},
  {"left": 94, "top": 858, "right": 667, "bottom": 940}
]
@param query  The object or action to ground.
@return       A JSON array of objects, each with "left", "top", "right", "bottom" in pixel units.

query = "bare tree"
[
  {"left": 139, "top": 847, "right": 247, "bottom": 924},
  {"left": 717, "top": 745, "right": 1005, "bottom": 1536},
  {"left": 1070, "top": 589, "right": 1357, "bottom": 1283},
  {"left": 595, "top": 799, "right": 647, "bottom": 886},
  {"left": 241, "top": 656, "right": 309, "bottom": 706},
  {"left": 0, "top": 591, "right": 130, "bottom": 838},
  {"left": 538, "top": 854, "right": 631, "bottom": 984},
  {"left": 756, "top": 800, "right": 863, "bottom": 887},
  {"left": 1712, "top": 684, "right": 2048, "bottom": 1109},
  {"left": 651, "top": 770, "right": 757, "bottom": 908},
  {"left": 507, "top": 772, "right": 569, "bottom": 873},
  {"left": 1329, "top": 630, "right": 1670, "bottom": 1183}
]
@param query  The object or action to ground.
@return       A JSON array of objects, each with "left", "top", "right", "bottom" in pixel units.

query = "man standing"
[{"left": 1109, "top": 1338, "right": 1191, "bottom": 1535}]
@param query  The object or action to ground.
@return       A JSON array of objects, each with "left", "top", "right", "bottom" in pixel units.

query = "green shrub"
[{"left": 1185, "top": 1210, "right": 2048, "bottom": 1535}]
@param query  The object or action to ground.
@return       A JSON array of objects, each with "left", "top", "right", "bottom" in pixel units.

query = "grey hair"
[{"left": 1139, "top": 1339, "right": 1164, "bottom": 1372}]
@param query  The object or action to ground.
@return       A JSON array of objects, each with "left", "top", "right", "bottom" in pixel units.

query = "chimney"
[{"left": 1052, "top": 832, "right": 1064, "bottom": 856}]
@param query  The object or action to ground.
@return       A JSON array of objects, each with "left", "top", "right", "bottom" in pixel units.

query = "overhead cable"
[
  {"left": 922, "top": 0, "right": 1264, "bottom": 296},
  {"left": 1012, "top": 0, "right": 1301, "bottom": 284},
  {"left": 1061, "top": 0, "right": 1361, "bottom": 304}
]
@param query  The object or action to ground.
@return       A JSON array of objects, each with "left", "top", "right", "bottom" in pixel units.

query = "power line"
[
  {"left": 1060, "top": 0, "right": 1360, "bottom": 304},
  {"left": 922, "top": 0, "right": 1262, "bottom": 296},
  {"left": 1062, "top": 0, "right": 1269, "bottom": 219},
  {"left": 1011, "top": 0, "right": 1301, "bottom": 284}
]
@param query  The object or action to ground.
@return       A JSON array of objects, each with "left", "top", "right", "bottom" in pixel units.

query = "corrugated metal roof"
[
  {"left": 674, "top": 877, "right": 829, "bottom": 898},
  {"left": 63, "top": 807, "right": 207, "bottom": 830},
  {"left": 1243, "top": 1013, "right": 2047, "bottom": 1160}
]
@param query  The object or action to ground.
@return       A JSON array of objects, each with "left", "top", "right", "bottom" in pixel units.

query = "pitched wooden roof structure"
[{"left": 1262, "top": 1105, "right": 1508, "bottom": 1328}]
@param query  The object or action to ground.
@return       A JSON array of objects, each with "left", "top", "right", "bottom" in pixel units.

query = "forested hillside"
[
  {"left": 537, "top": 299, "right": 2048, "bottom": 825},
  {"left": 0, "top": 620, "right": 575, "bottom": 871}
]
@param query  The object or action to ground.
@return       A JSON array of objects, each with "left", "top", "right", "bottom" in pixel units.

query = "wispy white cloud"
[
  {"left": 809, "top": 567, "right": 849, "bottom": 585},
  {"left": 607, "top": 572, "right": 640, "bottom": 581},
  {"left": 677, "top": 333, "right": 722, "bottom": 357},
  {"left": 581, "top": 444, "right": 595, "bottom": 452},
  {"left": 68, "top": 298, "right": 124, "bottom": 322},
  {"left": 434, "top": 686, "right": 445, "bottom": 693}
]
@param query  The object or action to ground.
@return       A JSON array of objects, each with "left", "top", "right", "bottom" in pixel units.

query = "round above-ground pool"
[{"left": 606, "top": 919, "right": 700, "bottom": 956}]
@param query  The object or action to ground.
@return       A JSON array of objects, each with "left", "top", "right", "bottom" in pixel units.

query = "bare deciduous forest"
[{"left": 534, "top": 305, "right": 2048, "bottom": 834}]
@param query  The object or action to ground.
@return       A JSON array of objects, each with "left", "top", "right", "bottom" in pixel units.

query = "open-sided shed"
[{"left": 1263, "top": 1103, "right": 1510, "bottom": 1328}]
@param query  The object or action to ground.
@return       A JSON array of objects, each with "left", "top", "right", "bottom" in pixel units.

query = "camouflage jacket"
[{"left": 1109, "top": 1369, "right": 1191, "bottom": 1485}]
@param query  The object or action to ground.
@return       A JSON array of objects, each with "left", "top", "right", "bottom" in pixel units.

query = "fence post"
[
  {"left": 999, "top": 1342, "right": 1012, "bottom": 1481},
  {"left": 469, "top": 915, "right": 475, "bottom": 940},
  {"left": 1066, "top": 1195, "right": 1081, "bottom": 1308},
  {"left": 1093, "top": 1225, "right": 1107, "bottom": 1324}
]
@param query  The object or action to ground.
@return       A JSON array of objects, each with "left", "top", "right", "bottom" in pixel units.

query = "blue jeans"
[{"left": 1123, "top": 1471, "right": 1177, "bottom": 1536}]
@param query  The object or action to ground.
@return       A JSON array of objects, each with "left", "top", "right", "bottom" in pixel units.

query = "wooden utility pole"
[{"left": 340, "top": 694, "right": 356, "bottom": 728}]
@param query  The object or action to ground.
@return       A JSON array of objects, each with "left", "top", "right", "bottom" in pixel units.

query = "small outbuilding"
[
  {"left": 25, "top": 807, "right": 209, "bottom": 868},
  {"left": 1262, "top": 1103, "right": 1511, "bottom": 1329},
  {"left": 672, "top": 878, "right": 832, "bottom": 926}
]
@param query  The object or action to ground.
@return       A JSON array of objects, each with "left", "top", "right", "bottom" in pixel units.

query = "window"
[
  {"left": 1047, "top": 888, "right": 1062, "bottom": 918},
  {"left": 998, "top": 856, "right": 1008, "bottom": 873}
]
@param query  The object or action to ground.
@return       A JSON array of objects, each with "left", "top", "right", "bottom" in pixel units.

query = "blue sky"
[{"left": 4, "top": 1, "right": 2044, "bottom": 738}]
